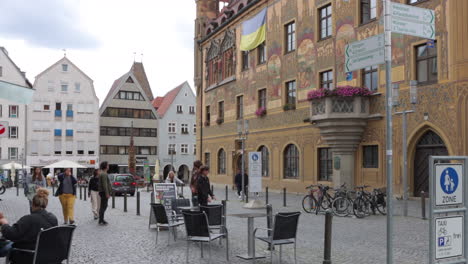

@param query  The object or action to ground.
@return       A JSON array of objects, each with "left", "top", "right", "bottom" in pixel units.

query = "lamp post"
[
  {"left": 237, "top": 119, "right": 249, "bottom": 202},
  {"left": 394, "top": 80, "right": 418, "bottom": 217},
  {"left": 169, "top": 135, "right": 176, "bottom": 172}
]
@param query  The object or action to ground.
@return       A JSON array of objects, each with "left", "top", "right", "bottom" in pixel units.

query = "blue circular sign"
[
  {"left": 252, "top": 154, "right": 259, "bottom": 161},
  {"left": 439, "top": 167, "right": 459, "bottom": 194}
]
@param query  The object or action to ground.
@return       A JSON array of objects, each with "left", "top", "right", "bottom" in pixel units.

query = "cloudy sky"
[{"left": 0, "top": 0, "right": 196, "bottom": 104}]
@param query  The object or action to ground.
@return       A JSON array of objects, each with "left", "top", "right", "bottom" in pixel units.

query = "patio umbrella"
[
  {"left": 1, "top": 161, "right": 31, "bottom": 170},
  {"left": 43, "top": 160, "right": 87, "bottom": 169}
]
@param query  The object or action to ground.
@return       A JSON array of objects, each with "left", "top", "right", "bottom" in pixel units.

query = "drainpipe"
[{"left": 198, "top": 42, "right": 204, "bottom": 161}]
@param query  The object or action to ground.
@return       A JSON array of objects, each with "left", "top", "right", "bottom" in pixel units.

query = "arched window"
[
  {"left": 221, "top": 17, "right": 227, "bottom": 24},
  {"left": 258, "top": 146, "right": 269, "bottom": 177},
  {"left": 238, "top": 4, "right": 244, "bottom": 12},
  {"left": 218, "top": 148, "right": 226, "bottom": 174},
  {"left": 284, "top": 144, "right": 299, "bottom": 179}
]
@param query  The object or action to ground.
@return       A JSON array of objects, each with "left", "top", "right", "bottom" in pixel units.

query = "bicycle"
[
  {"left": 302, "top": 185, "right": 318, "bottom": 213},
  {"left": 331, "top": 184, "right": 354, "bottom": 217},
  {"left": 353, "top": 186, "right": 387, "bottom": 218}
]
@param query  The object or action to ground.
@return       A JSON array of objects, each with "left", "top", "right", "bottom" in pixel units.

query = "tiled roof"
[
  {"left": 131, "top": 62, "right": 154, "bottom": 101},
  {"left": 152, "top": 96, "right": 164, "bottom": 109},
  {"left": 153, "top": 81, "right": 187, "bottom": 117}
]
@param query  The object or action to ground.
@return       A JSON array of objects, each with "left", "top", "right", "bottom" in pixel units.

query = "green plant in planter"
[{"left": 283, "top": 103, "right": 296, "bottom": 111}]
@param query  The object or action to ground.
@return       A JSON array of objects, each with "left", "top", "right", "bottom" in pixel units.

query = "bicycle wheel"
[
  {"left": 332, "top": 197, "right": 351, "bottom": 217},
  {"left": 302, "top": 195, "right": 317, "bottom": 213},
  {"left": 353, "top": 197, "right": 370, "bottom": 218},
  {"left": 0, "top": 186, "right": 5, "bottom": 195},
  {"left": 321, "top": 195, "right": 333, "bottom": 210},
  {"left": 375, "top": 196, "right": 387, "bottom": 215}
]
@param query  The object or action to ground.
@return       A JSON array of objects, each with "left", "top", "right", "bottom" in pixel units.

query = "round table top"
[{"left": 228, "top": 213, "right": 267, "bottom": 218}]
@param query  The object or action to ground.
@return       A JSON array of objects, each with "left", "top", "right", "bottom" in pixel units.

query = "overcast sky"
[{"left": 0, "top": 0, "right": 196, "bottom": 104}]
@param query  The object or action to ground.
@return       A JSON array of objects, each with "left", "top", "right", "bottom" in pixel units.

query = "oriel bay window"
[
  {"left": 284, "top": 144, "right": 299, "bottom": 179},
  {"left": 416, "top": 42, "right": 438, "bottom": 84}
]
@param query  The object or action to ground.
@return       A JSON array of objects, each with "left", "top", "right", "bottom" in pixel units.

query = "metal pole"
[
  {"left": 241, "top": 137, "right": 245, "bottom": 202},
  {"left": 283, "top": 188, "right": 287, "bottom": 207},
  {"left": 245, "top": 186, "right": 249, "bottom": 203},
  {"left": 265, "top": 186, "right": 269, "bottom": 205},
  {"left": 266, "top": 204, "right": 273, "bottom": 251},
  {"left": 151, "top": 191, "right": 155, "bottom": 204},
  {"left": 225, "top": 185, "right": 228, "bottom": 201},
  {"left": 84, "top": 186, "right": 87, "bottom": 201},
  {"left": 79, "top": 186, "right": 82, "bottom": 200},
  {"left": 112, "top": 192, "right": 115, "bottom": 209},
  {"left": 421, "top": 191, "right": 426, "bottom": 220},
  {"left": 137, "top": 191, "right": 140, "bottom": 216},
  {"left": 323, "top": 210, "right": 333, "bottom": 264},
  {"left": 402, "top": 112, "right": 408, "bottom": 217},
  {"left": 124, "top": 193, "right": 127, "bottom": 212}
]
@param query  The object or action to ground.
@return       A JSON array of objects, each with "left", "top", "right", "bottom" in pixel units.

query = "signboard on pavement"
[
  {"left": 154, "top": 183, "right": 177, "bottom": 214},
  {"left": 0, "top": 122, "right": 8, "bottom": 138},
  {"left": 391, "top": 2, "right": 436, "bottom": 39},
  {"left": 345, "top": 34, "right": 384, "bottom": 72},
  {"left": 248, "top": 152, "right": 262, "bottom": 193},
  {"left": 435, "top": 164, "right": 463, "bottom": 206},
  {"left": 435, "top": 216, "right": 464, "bottom": 260}
]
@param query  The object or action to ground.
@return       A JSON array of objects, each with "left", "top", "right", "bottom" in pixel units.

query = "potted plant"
[
  {"left": 307, "top": 86, "right": 373, "bottom": 101},
  {"left": 216, "top": 118, "right": 224, "bottom": 125},
  {"left": 255, "top": 107, "right": 267, "bottom": 117},
  {"left": 283, "top": 103, "right": 296, "bottom": 111}
]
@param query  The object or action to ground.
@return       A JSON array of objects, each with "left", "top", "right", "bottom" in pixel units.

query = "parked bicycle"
[
  {"left": 302, "top": 184, "right": 334, "bottom": 215},
  {"left": 331, "top": 184, "right": 355, "bottom": 217},
  {"left": 353, "top": 186, "right": 387, "bottom": 218}
]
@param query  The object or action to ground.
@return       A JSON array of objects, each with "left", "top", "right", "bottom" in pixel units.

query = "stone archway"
[
  {"left": 178, "top": 165, "right": 190, "bottom": 183},
  {"left": 163, "top": 165, "right": 175, "bottom": 180},
  {"left": 413, "top": 130, "right": 448, "bottom": 196}
]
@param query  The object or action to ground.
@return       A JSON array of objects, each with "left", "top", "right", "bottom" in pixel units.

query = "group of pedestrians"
[{"left": 189, "top": 160, "right": 216, "bottom": 206}]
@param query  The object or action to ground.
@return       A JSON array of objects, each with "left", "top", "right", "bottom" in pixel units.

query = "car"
[{"left": 109, "top": 174, "right": 136, "bottom": 196}]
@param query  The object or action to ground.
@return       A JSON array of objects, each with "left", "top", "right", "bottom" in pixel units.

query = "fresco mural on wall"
[{"left": 298, "top": 37, "right": 316, "bottom": 90}]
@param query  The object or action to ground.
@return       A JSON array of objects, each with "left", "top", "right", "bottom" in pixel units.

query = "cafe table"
[{"left": 228, "top": 212, "right": 267, "bottom": 260}]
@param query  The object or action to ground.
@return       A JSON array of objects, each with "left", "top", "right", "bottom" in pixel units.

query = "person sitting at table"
[
  {"left": 0, "top": 188, "right": 58, "bottom": 263},
  {"left": 196, "top": 166, "right": 215, "bottom": 206},
  {"left": 165, "top": 171, "right": 184, "bottom": 185}
]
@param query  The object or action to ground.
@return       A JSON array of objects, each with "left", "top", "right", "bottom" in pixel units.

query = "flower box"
[
  {"left": 283, "top": 103, "right": 296, "bottom": 111},
  {"left": 216, "top": 118, "right": 224, "bottom": 125},
  {"left": 255, "top": 107, "right": 267, "bottom": 117},
  {"left": 307, "top": 86, "right": 373, "bottom": 101}
]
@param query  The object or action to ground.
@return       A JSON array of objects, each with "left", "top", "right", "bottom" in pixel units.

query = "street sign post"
[
  {"left": 345, "top": 33, "right": 385, "bottom": 72},
  {"left": 0, "top": 122, "right": 8, "bottom": 138},
  {"left": 248, "top": 152, "right": 262, "bottom": 193},
  {"left": 429, "top": 156, "right": 468, "bottom": 264},
  {"left": 391, "top": 2, "right": 436, "bottom": 39}
]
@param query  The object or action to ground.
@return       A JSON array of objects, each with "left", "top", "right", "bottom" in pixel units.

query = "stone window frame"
[
  {"left": 318, "top": 3, "right": 333, "bottom": 40},
  {"left": 283, "top": 144, "right": 300, "bottom": 179},
  {"left": 362, "top": 144, "right": 379, "bottom": 169},
  {"left": 284, "top": 20, "right": 296, "bottom": 54},
  {"left": 318, "top": 147, "right": 333, "bottom": 182},
  {"left": 217, "top": 148, "right": 226, "bottom": 175},
  {"left": 412, "top": 39, "right": 439, "bottom": 85}
]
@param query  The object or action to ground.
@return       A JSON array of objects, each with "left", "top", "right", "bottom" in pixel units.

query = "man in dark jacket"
[
  {"left": 196, "top": 166, "right": 215, "bottom": 206},
  {"left": 88, "top": 169, "right": 100, "bottom": 220},
  {"left": 234, "top": 169, "right": 248, "bottom": 199},
  {"left": 98, "top": 161, "right": 112, "bottom": 226}
]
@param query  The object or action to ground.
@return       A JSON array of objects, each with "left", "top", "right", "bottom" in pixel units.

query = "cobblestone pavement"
[{"left": 0, "top": 186, "right": 429, "bottom": 264}]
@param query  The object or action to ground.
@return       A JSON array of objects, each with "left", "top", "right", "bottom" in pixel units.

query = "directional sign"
[
  {"left": 435, "top": 164, "right": 463, "bottom": 206},
  {"left": 435, "top": 216, "right": 463, "bottom": 260},
  {"left": 345, "top": 34, "right": 384, "bottom": 72},
  {"left": 248, "top": 152, "right": 262, "bottom": 193},
  {"left": 391, "top": 2, "right": 436, "bottom": 39},
  {"left": 0, "top": 122, "right": 8, "bottom": 138}
]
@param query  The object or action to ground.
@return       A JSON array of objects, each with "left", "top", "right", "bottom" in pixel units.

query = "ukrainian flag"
[{"left": 240, "top": 8, "right": 267, "bottom": 51}]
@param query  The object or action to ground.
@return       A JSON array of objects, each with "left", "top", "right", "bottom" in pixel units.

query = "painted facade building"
[
  {"left": 0, "top": 47, "right": 33, "bottom": 166},
  {"left": 99, "top": 62, "right": 158, "bottom": 176},
  {"left": 27, "top": 57, "right": 99, "bottom": 176},
  {"left": 152, "top": 81, "right": 196, "bottom": 182},
  {"left": 194, "top": 0, "right": 468, "bottom": 195}
]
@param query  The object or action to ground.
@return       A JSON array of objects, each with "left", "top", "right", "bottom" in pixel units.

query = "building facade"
[
  {"left": 27, "top": 57, "right": 99, "bottom": 176},
  {"left": 152, "top": 81, "right": 196, "bottom": 182},
  {"left": 194, "top": 0, "right": 468, "bottom": 195},
  {"left": 0, "top": 47, "right": 33, "bottom": 166},
  {"left": 99, "top": 62, "right": 158, "bottom": 176}
]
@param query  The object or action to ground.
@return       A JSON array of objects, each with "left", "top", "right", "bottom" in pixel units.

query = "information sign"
[
  {"left": 435, "top": 216, "right": 464, "bottom": 260},
  {"left": 435, "top": 164, "right": 463, "bottom": 206},
  {"left": 248, "top": 152, "right": 262, "bottom": 193}
]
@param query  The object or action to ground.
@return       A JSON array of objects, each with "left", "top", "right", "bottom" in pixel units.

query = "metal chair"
[
  {"left": 151, "top": 203, "right": 184, "bottom": 245},
  {"left": 6, "top": 225, "right": 76, "bottom": 264},
  {"left": 171, "top": 198, "right": 191, "bottom": 220},
  {"left": 200, "top": 204, "right": 226, "bottom": 245},
  {"left": 254, "top": 212, "right": 301, "bottom": 264},
  {"left": 182, "top": 210, "right": 229, "bottom": 264}
]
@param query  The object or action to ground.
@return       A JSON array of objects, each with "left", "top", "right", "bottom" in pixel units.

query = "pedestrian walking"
[
  {"left": 56, "top": 168, "right": 77, "bottom": 225},
  {"left": 98, "top": 161, "right": 112, "bottom": 226},
  {"left": 234, "top": 168, "right": 248, "bottom": 199},
  {"left": 88, "top": 169, "right": 101, "bottom": 220},
  {"left": 25, "top": 167, "right": 47, "bottom": 212},
  {"left": 190, "top": 160, "right": 203, "bottom": 206},
  {"left": 196, "top": 166, "right": 215, "bottom": 206}
]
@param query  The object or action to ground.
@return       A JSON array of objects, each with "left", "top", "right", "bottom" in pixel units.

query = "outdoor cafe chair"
[
  {"left": 253, "top": 212, "right": 301, "bottom": 264},
  {"left": 182, "top": 210, "right": 229, "bottom": 264},
  {"left": 6, "top": 224, "right": 76, "bottom": 264},
  {"left": 151, "top": 203, "right": 184, "bottom": 245},
  {"left": 200, "top": 204, "right": 226, "bottom": 244},
  {"left": 171, "top": 198, "right": 191, "bottom": 220}
]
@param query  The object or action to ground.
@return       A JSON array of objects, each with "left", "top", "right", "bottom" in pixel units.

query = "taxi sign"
[
  {"left": 435, "top": 164, "right": 463, "bottom": 206},
  {"left": 435, "top": 216, "right": 464, "bottom": 260}
]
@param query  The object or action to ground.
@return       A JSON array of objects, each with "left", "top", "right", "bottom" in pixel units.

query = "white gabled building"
[
  {"left": 27, "top": 56, "right": 99, "bottom": 177},
  {"left": 152, "top": 81, "right": 196, "bottom": 182},
  {"left": 0, "top": 47, "right": 33, "bottom": 166}
]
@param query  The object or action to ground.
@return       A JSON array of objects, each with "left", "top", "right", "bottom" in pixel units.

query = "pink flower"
[
  {"left": 307, "top": 86, "right": 373, "bottom": 100},
  {"left": 255, "top": 107, "right": 267, "bottom": 117}
]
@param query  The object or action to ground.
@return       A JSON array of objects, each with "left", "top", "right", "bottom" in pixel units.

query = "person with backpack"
[
  {"left": 196, "top": 166, "right": 215, "bottom": 206},
  {"left": 190, "top": 160, "right": 202, "bottom": 206}
]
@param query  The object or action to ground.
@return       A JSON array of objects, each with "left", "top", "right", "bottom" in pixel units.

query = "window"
[
  {"left": 55, "top": 102, "right": 61, "bottom": 110},
  {"left": 361, "top": 0, "right": 377, "bottom": 24},
  {"left": 75, "top": 83, "right": 80, "bottom": 92},
  {"left": 115, "top": 91, "right": 144, "bottom": 101},
  {"left": 181, "top": 123, "right": 189, "bottom": 134},
  {"left": 258, "top": 146, "right": 269, "bottom": 177},
  {"left": 363, "top": 145, "right": 379, "bottom": 168},
  {"left": 285, "top": 81, "right": 296, "bottom": 107},
  {"left": 320, "top": 70, "right": 334, "bottom": 89},
  {"left": 54, "top": 129, "right": 62, "bottom": 136},
  {"left": 236, "top": 96, "right": 243, "bottom": 120},
  {"left": 285, "top": 22, "right": 296, "bottom": 53},
  {"left": 77, "top": 141, "right": 84, "bottom": 155},
  {"left": 217, "top": 149, "right": 226, "bottom": 174},
  {"left": 67, "top": 104, "right": 73, "bottom": 111},
  {"left": 168, "top": 144, "right": 176, "bottom": 155},
  {"left": 193, "top": 144, "right": 197, "bottom": 155},
  {"left": 218, "top": 101, "right": 224, "bottom": 122},
  {"left": 30, "top": 141, "right": 38, "bottom": 155},
  {"left": 416, "top": 42, "right": 438, "bottom": 83},
  {"left": 66, "top": 141, "right": 73, "bottom": 155},
  {"left": 66, "top": 129, "right": 73, "bottom": 137},
  {"left": 205, "top": 106, "right": 211, "bottom": 126},
  {"left": 258, "top": 42, "right": 266, "bottom": 64},
  {"left": 181, "top": 144, "right": 189, "bottom": 154},
  {"left": 43, "top": 105, "right": 50, "bottom": 111},
  {"left": 258, "top": 89, "right": 267, "bottom": 109},
  {"left": 319, "top": 148, "right": 333, "bottom": 181},
  {"left": 62, "top": 64, "right": 68, "bottom": 72},
  {"left": 177, "top": 105, "right": 183, "bottom": 113},
  {"left": 9, "top": 105, "right": 18, "bottom": 118},
  {"left": 54, "top": 140, "right": 61, "bottom": 155},
  {"left": 8, "top": 126, "right": 18, "bottom": 139},
  {"left": 242, "top": 51, "right": 250, "bottom": 70},
  {"left": 8, "top": 148, "right": 18, "bottom": 160},
  {"left": 101, "top": 107, "right": 156, "bottom": 119},
  {"left": 319, "top": 4, "right": 332, "bottom": 39},
  {"left": 362, "top": 66, "right": 378, "bottom": 91},
  {"left": 189, "top": 106, "right": 195, "bottom": 114},
  {"left": 205, "top": 153, "right": 211, "bottom": 168},
  {"left": 100, "top": 127, "right": 157, "bottom": 137},
  {"left": 168, "top": 123, "right": 176, "bottom": 133},
  {"left": 61, "top": 84, "right": 68, "bottom": 92},
  {"left": 284, "top": 144, "right": 299, "bottom": 179},
  {"left": 193, "top": 124, "right": 197, "bottom": 134}
]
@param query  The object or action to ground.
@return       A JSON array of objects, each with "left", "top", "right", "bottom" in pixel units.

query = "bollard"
[
  {"left": 112, "top": 192, "right": 115, "bottom": 209},
  {"left": 421, "top": 191, "right": 427, "bottom": 220},
  {"left": 52, "top": 184, "right": 55, "bottom": 195},
  {"left": 136, "top": 191, "right": 141, "bottom": 216},
  {"left": 265, "top": 187, "right": 269, "bottom": 205},
  {"left": 84, "top": 186, "right": 87, "bottom": 201},
  {"left": 124, "top": 193, "right": 128, "bottom": 213},
  {"left": 16, "top": 184, "right": 19, "bottom": 196},
  {"left": 283, "top": 188, "right": 287, "bottom": 207},
  {"left": 211, "top": 185, "right": 214, "bottom": 194},
  {"left": 266, "top": 204, "right": 273, "bottom": 250},
  {"left": 222, "top": 200, "right": 227, "bottom": 227},
  {"left": 225, "top": 185, "right": 228, "bottom": 201},
  {"left": 245, "top": 186, "right": 249, "bottom": 203},
  {"left": 79, "top": 186, "right": 82, "bottom": 200},
  {"left": 151, "top": 191, "right": 155, "bottom": 204},
  {"left": 323, "top": 210, "right": 333, "bottom": 264}
]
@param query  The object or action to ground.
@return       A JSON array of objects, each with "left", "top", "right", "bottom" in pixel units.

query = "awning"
[{"left": 0, "top": 80, "right": 34, "bottom": 104}]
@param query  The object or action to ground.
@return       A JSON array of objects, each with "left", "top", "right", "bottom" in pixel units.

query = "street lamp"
[
  {"left": 237, "top": 119, "right": 249, "bottom": 202},
  {"left": 169, "top": 135, "right": 176, "bottom": 172},
  {"left": 394, "top": 80, "right": 417, "bottom": 217}
]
